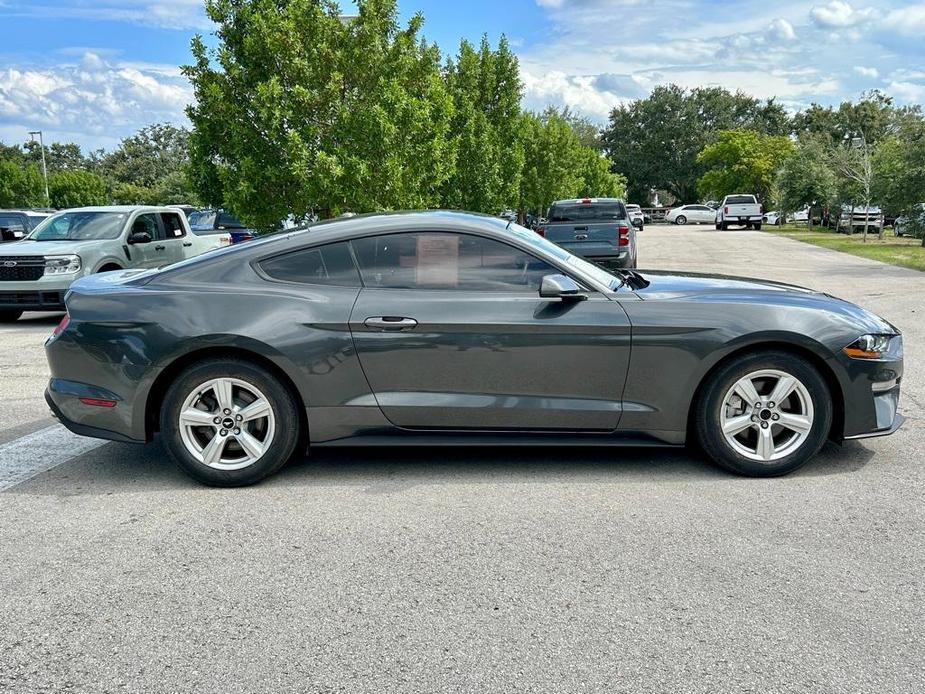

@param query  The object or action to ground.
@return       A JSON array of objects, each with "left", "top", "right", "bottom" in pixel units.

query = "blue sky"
[{"left": 1, "top": 0, "right": 923, "bottom": 151}]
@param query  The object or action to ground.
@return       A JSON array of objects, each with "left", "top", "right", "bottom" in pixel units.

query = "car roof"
[
  {"left": 50, "top": 205, "right": 178, "bottom": 213},
  {"left": 550, "top": 198, "right": 624, "bottom": 205}
]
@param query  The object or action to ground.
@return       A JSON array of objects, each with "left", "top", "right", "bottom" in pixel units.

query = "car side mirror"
[
  {"left": 539, "top": 274, "right": 586, "bottom": 301},
  {"left": 631, "top": 217, "right": 643, "bottom": 228},
  {"left": 129, "top": 231, "right": 152, "bottom": 244}
]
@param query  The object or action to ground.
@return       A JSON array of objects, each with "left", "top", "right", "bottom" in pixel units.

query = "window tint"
[
  {"left": 217, "top": 212, "right": 245, "bottom": 229},
  {"left": 160, "top": 212, "right": 186, "bottom": 239},
  {"left": 547, "top": 202, "right": 625, "bottom": 222},
  {"left": 131, "top": 214, "right": 158, "bottom": 239},
  {"left": 726, "top": 195, "right": 756, "bottom": 205},
  {"left": 259, "top": 242, "right": 360, "bottom": 286},
  {"left": 351, "top": 232, "right": 556, "bottom": 291}
]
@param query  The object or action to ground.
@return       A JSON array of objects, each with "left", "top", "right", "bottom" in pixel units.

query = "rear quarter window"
[{"left": 258, "top": 242, "right": 360, "bottom": 286}]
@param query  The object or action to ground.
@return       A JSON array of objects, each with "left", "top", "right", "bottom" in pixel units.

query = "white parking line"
[{"left": 0, "top": 425, "right": 106, "bottom": 492}]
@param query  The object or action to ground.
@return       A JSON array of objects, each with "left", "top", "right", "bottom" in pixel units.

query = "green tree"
[
  {"left": 776, "top": 137, "right": 837, "bottom": 228},
  {"left": 871, "top": 119, "right": 925, "bottom": 244},
  {"left": 696, "top": 128, "right": 795, "bottom": 202},
  {"left": 48, "top": 170, "right": 107, "bottom": 208},
  {"left": 0, "top": 160, "right": 45, "bottom": 207},
  {"left": 602, "top": 85, "right": 789, "bottom": 203},
  {"left": 442, "top": 35, "right": 523, "bottom": 212},
  {"left": 577, "top": 148, "right": 626, "bottom": 199},
  {"left": 185, "top": 0, "right": 454, "bottom": 228}
]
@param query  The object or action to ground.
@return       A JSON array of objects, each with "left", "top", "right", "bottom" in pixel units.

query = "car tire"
[
  {"left": 160, "top": 358, "right": 302, "bottom": 486},
  {"left": 675, "top": 215, "right": 687, "bottom": 225},
  {"left": 0, "top": 310, "right": 23, "bottom": 322},
  {"left": 694, "top": 351, "right": 832, "bottom": 477},
  {"left": 754, "top": 223, "right": 762, "bottom": 231}
]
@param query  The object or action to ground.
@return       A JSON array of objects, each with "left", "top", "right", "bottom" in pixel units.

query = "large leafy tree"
[
  {"left": 0, "top": 160, "right": 46, "bottom": 207},
  {"left": 792, "top": 91, "right": 922, "bottom": 146},
  {"left": 697, "top": 129, "right": 795, "bottom": 202},
  {"left": 441, "top": 35, "right": 523, "bottom": 212},
  {"left": 776, "top": 137, "right": 837, "bottom": 228},
  {"left": 185, "top": 0, "right": 454, "bottom": 228},
  {"left": 48, "top": 170, "right": 107, "bottom": 208},
  {"left": 602, "top": 85, "right": 790, "bottom": 204}
]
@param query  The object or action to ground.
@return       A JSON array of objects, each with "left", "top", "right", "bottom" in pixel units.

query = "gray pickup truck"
[
  {"left": 538, "top": 198, "right": 637, "bottom": 269},
  {"left": 0, "top": 205, "right": 218, "bottom": 321}
]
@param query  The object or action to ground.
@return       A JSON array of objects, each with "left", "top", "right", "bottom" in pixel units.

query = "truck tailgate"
[{"left": 543, "top": 222, "right": 619, "bottom": 257}]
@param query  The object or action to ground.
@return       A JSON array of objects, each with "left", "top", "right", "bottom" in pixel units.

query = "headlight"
[
  {"left": 843, "top": 334, "right": 895, "bottom": 359},
  {"left": 43, "top": 255, "right": 81, "bottom": 275}
]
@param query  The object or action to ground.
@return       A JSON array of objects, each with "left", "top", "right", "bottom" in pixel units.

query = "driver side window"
[{"left": 350, "top": 232, "right": 556, "bottom": 291}]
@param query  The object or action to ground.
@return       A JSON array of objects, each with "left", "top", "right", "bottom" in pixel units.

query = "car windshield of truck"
[
  {"left": 548, "top": 202, "right": 625, "bottom": 222},
  {"left": 725, "top": 195, "right": 756, "bottom": 205},
  {"left": 189, "top": 211, "right": 216, "bottom": 229},
  {"left": 27, "top": 211, "right": 126, "bottom": 241}
]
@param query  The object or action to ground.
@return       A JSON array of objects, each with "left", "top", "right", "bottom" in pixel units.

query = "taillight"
[
  {"left": 536, "top": 226, "right": 545, "bottom": 237},
  {"left": 52, "top": 313, "right": 70, "bottom": 338},
  {"left": 618, "top": 224, "right": 630, "bottom": 246},
  {"left": 759, "top": 204, "right": 763, "bottom": 214}
]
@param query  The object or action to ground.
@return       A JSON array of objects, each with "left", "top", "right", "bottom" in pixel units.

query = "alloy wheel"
[
  {"left": 177, "top": 377, "right": 276, "bottom": 470},
  {"left": 719, "top": 369, "right": 814, "bottom": 463}
]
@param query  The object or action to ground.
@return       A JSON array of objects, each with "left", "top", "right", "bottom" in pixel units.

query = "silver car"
[
  {"left": 0, "top": 206, "right": 216, "bottom": 322},
  {"left": 665, "top": 204, "right": 716, "bottom": 225}
]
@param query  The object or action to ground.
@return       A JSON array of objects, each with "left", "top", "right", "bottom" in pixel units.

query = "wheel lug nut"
[
  {"left": 772, "top": 414, "right": 780, "bottom": 421},
  {"left": 235, "top": 414, "right": 243, "bottom": 421},
  {"left": 755, "top": 402, "right": 761, "bottom": 408},
  {"left": 220, "top": 429, "right": 227, "bottom": 436},
  {"left": 751, "top": 415, "right": 758, "bottom": 422},
  {"left": 234, "top": 428, "right": 241, "bottom": 435},
  {"left": 760, "top": 422, "right": 769, "bottom": 429},
  {"left": 213, "top": 417, "right": 221, "bottom": 424},
  {"left": 768, "top": 401, "right": 775, "bottom": 408},
  {"left": 223, "top": 408, "right": 231, "bottom": 415}
]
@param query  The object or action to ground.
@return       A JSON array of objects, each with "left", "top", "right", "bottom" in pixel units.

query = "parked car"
[
  {"left": 894, "top": 204, "right": 925, "bottom": 237},
  {"left": 189, "top": 209, "right": 259, "bottom": 245},
  {"left": 0, "top": 206, "right": 213, "bottom": 322},
  {"left": 625, "top": 204, "right": 645, "bottom": 230},
  {"left": 44, "top": 211, "right": 903, "bottom": 486},
  {"left": 0, "top": 209, "right": 51, "bottom": 242},
  {"left": 836, "top": 205, "right": 883, "bottom": 234},
  {"left": 763, "top": 211, "right": 784, "bottom": 226},
  {"left": 715, "top": 194, "right": 763, "bottom": 230},
  {"left": 665, "top": 204, "right": 716, "bottom": 225},
  {"left": 538, "top": 198, "right": 636, "bottom": 268}
]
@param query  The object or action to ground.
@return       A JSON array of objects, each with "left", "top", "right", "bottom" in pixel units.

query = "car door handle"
[
  {"left": 364, "top": 316, "right": 418, "bottom": 331},
  {"left": 182, "top": 241, "right": 193, "bottom": 247},
  {"left": 154, "top": 245, "right": 166, "bottom": 251}
]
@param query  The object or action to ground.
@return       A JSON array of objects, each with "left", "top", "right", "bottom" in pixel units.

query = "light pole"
[{"left": 28, "top": 130, "right": 50, "bottom": 206}]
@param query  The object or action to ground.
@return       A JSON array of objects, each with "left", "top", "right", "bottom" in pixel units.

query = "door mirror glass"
[
  {"left": 129, "top": 231, "right": 152, "bottom": 244},
  {"left": 539, "top": 274, "right": 586, "bottom": 301},
  {"left": 631, "top": 217, "right": 643, "bottom": 228}
]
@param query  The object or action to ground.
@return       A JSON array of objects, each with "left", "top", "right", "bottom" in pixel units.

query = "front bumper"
[
  {"left": 837, "top": 346, "right": 904, "bottom": 440},
  {"left": 0, "top": 276, "right": 75, "bottom": 311}
]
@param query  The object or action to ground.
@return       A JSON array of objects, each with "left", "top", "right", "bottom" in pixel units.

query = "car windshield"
[
  {"left": 626, "top": 205, "right": 641, "bottom": 211},
  {"left": 189, "top": 211, "right": 216, "bottom": 228},
  {"left": 504, "top": 221, "right": 626, "bottom": 290},
  {"left": 27, "top": 211, "right": 126, "bottom": 241},
  {"left": 548, "top": 202, "right": 625, "bottom": 222}
]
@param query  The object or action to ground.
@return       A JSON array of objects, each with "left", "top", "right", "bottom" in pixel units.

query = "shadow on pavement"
[{"left": 11, "top": 435, "right": 877, "bottom": 496}]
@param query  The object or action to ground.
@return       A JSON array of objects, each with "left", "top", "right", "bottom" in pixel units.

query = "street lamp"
[{"left": 28, "top": 130, "right": 49, "bottom": 206}]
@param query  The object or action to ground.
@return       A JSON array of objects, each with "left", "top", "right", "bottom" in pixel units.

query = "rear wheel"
[
  {"left": 675, "top": 215, "right": 687, "bottom": 225},
  {"left": 754, "top": 223, "right": 762, "bottom": 231},
  {"left": 694, "top": 351, "right": 832, "bottom": 477},
  {"left": 0, "top": 310, "right": 22, "bottom": 322},
  {"left": 160, "top": 358, "right": 302, "bottom": 486}
]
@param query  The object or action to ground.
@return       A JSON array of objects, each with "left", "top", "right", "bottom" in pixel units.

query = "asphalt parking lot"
[{"left": 1, "top": 224, "right": 923, "bottom": 693}]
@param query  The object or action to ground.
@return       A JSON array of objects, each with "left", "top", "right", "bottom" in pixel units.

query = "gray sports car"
[{"left": 44, "top": 211, "right": 904, "bottom": 486}]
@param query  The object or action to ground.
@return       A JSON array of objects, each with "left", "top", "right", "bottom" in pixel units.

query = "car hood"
[
  {"left": 0, "top": 239, "right": 109, "bottom": 255},
  {"left": 631, "top": 270, "right": 898, "bottom": 333}
]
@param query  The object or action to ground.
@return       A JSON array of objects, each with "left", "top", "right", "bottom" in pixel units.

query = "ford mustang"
[{"left": 44, "top": 211, "right": 904, "bottom": 486}]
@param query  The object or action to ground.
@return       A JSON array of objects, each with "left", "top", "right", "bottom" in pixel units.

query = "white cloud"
[
  {"left": 768, "top": 18, "right": 797, "bottom": 41},
  {"left": 0, "top": 52, "right": 191, "bottom": 150},
  {"left": 882, "top": 4, "right": 925, "bottom": 35},
  {"left": 809, "top": 1, "right": 875, "bottom": 28},
  {"left": 1, "top": 0, "right": 209, "bottom": 30},
  {"left": 853, "top": 65, "right": 879, "bottom": 78}
]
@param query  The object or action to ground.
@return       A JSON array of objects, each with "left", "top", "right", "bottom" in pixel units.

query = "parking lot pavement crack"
[{"left": 0, "top": 424, "right": 107, "bottom": 492}]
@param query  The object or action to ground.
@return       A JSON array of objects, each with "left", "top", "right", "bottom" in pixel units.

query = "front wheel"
[
  {"left": 753, "top": 223, "right": 762, "bottom": 230},
  {"left": 0, "top": 310, "right": 23, "bottom": 322},
  {"left": 694, "top": 351, "right": 832, "bottom": 477},
  {"left": 160, "top": 358, "right": 302, "bottom": 486},
  {"left": 675, "top": 215, "right": 687, "bottom": 225}
]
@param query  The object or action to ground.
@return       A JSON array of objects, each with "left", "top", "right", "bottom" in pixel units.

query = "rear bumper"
[{"left": 45, "top": 382, "right": 144, "bottom": 444}]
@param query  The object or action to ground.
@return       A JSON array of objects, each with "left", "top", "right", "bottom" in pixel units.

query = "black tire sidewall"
[
  {"left": 695, "top": 351, "right": 833, "bottom": 477},
  {"left": 160, "top": 359, "right": 301, "bottom": 486}
]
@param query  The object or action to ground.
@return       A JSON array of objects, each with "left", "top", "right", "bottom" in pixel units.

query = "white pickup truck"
[{"left": 715, "top": 194, "right": 763, "bottom": 230}]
